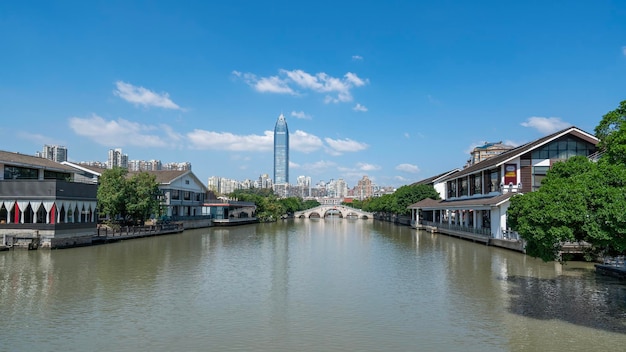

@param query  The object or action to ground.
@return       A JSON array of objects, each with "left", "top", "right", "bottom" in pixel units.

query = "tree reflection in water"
[{"left": 506, "top": 273, "right": 626, "bottom": 333}]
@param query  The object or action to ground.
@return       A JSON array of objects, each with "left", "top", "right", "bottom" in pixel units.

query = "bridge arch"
[{"left": 294, "top": 205, "right": 373, "bottom": 220}]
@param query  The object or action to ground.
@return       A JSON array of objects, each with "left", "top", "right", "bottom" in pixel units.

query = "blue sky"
[{"left": 1, "top": 1, "right": 625, "bottom": 188}]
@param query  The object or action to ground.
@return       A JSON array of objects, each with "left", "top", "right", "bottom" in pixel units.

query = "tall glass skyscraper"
[{"left": 273, "top": 113, "right": 289, "bottom": 185}]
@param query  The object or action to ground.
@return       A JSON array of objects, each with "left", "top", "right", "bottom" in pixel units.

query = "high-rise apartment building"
[
  {"left": 37, "top": 145, "right": 67, "bottom": 163},
  {"left": 273, "top": 113, "right": 289, "bottom": 186},
  {"left": 107, "top": 148, "right": 128, "bottom": 169},
  {"left": 355, "top": 175, "right": 373, "bottom": 200}
]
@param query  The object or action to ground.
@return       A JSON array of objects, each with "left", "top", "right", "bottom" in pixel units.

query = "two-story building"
[
  {"left": 408, "top": 127, "right": 599, "bottom": 248},
  {"left": 144, "top": 170, "right": 211, "bottom": 228}
]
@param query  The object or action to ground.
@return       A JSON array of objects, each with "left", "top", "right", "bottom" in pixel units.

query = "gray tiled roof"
[
  {"left": 408, "top": 193, "right": 515, "bottom": 210},
  {"left": 440, "top": 126, "right": 598, "bottom": 181},
  {"left": 0, "top": 150, "right": 76, "bottom": 172}
]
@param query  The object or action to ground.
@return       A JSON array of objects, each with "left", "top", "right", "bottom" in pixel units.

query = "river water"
[{"left": 1, "top": 219, "right": 625, "bottom": 351}]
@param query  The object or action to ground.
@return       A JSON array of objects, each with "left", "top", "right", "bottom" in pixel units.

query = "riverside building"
[{"left": 408, "top": 126, "right": 599, "bottom": 250}]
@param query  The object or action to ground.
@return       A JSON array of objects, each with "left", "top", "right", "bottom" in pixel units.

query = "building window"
[
  {"left": 44, "top": 170, "right": 71, "bottom": 180},
  {"left": 171, "top": 190, "right": 180, "bottom": 200},
  {"left": 489, "top": 169, "right": 500, "bottom": 192},
  {"left": 459, "top": 178, "right": 468, "bottom": 196},
  {"left": 184, "top": 191, "right": 191, "bottom": 200},
  {"left": 447, "top": 180, "right": 457, "bottom": 198},
  {"left": 185, "top": 180, "right": 189, "bottom": 185},
  {"left": 4, "top": 166, "right": 38, "bottom": 179},
  {"left": 531, "top": 136, "right": 594, "bottom": 160},
  {"left": 532, "top": 166, "right": 550, "bottom": 190},
  {"left": 470, "top": 174, "right": 481, "bottom": 195}
]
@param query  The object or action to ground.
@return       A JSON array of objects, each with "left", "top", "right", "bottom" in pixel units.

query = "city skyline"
[{"left": 1, "top": 1, "right": 625, "bottom": 188}]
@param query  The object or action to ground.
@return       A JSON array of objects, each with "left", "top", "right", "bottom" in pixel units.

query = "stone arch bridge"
[{"left": 294, "top": 205, "right": 373, "bottom": 219}]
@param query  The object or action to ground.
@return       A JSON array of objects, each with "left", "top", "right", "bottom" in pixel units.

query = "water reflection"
[
  {"left": 507, "top": 273, "right": 626, "bottom": 333},
  {"left": 2, "top": 221, "right": 626, "bottom": 351}
]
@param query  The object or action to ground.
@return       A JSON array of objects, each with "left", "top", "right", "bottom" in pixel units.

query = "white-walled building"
[{"left": 408, "top": 127, "right": 599, "bottom": 242}]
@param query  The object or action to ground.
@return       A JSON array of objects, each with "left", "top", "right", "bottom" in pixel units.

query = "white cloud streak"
[
  {"left": 622, "top": 46, "right": 626, "bottom": 56},
  {"left": 396, "top": 163, "right": 420, "bottom": 174},
  {"left": 291, "top": 110, "right": 312, "bottom": 119},
  {"left": 520, "top": 116, "right": 571, "bottom": 134},
  {"left": 357, "top": 162, "right": 381, "bottom": 171},
  {"left": 69, "top": 115, "right": 366, "bottom": 157},
  {"left": 353, "top": 103, "right": 368, "bottom": 112},
  {"left": 352, "top": 55, "right": 363, "bottom": 61},
  {"left": 324, "top": 137, "right": 369, "bottom": 155},
  {"left": 233, "top": 69, "right": 368, "bottom": 103},
  {"left": 68, "top": 114, "right": 177, "bottom": 147},
  {"left": 113, "top": 81, "right": 182, "bottom": 110}
]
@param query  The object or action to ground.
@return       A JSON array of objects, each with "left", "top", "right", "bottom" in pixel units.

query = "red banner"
[{"left": 504, "top": 164, "right": 517, "bottom": 185}]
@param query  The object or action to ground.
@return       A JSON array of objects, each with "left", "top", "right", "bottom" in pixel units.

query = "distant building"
[
  {"left": 107, "top": 148, "right": 128, "bottom": 169},
  {"left": 273, "top": 113, "right": 289, "bottom": 188},
  {"left": 128, "top": 159, "right": 162, "bottom": 172},
  {"left": 163, "top": 162, "right": 191, "bottom": 171},
  {"left": 354, "top": 176, "right": 373, "bottom": 200},
  {"left": 36, "top": 145, "right": 68, "bottom": 163},
  {"left": 468, "top": 141, "right": 514, "bottom": 166},
  {"left": 256, "top": 174, "right": 273, "bottom": 189}
]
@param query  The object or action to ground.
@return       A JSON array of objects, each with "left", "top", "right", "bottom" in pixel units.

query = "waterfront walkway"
[{"left": 92, "top": 223, "right": 184, "bottom": 244}]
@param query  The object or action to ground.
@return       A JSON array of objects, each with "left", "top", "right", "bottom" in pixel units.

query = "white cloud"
[
  {"left": 291, "top": 130, "right": 324, "bottom": 152},
  {"left": 68, "top": 114, "right": 173, "bottom": 147},
  {"left": 231, "top": 71, "right": 295, "bottom": 94},
  {"left": 344, "top": 72, "right": 367, "bottom": 87},
  {"left": 622, "top": 46, "right": 626, "bottom": 56},
  {"left": 291, "top": 110, "right": 312, "bottom": 119},
  {"left": 352, "top": 55, "right": 363, "bottom": 61},
  {"left": 113, "top": 81, "right": 181, "bottom": 110},
  {"left": 353, "top": 103, "right": 368, "bottom": 112},
  {"left": 234, "top": 68, "right": 368, "bottom": 103},
  {"left": 255, "top": 75, "right": 295, "bottom": 94},
  {"left": 324, "top": 137, "right": 369, "bottom": 155},
  {"left": 404, "top": 132, "right": 410, "bottom": 138},
  {"left": 187, "top": 130, "right": 273, "bottom": 151},
  {"left": 357, "top": 162, "right": 381, "bottom": 171},
  {"left": 396, "top": 163, "right": 420, "bottom": 174},
  {"left": 521, "top": 116, "right": 571, "bottom": 134}
]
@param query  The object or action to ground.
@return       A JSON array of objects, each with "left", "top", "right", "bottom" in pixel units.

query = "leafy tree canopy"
[
  {"left": 595, "top": 100, "right": 626, "bottom": 165},
  {"left": 97, "top": 169, "right": 161, "bottom": 224}
]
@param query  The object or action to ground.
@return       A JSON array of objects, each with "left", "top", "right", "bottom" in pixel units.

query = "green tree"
[
  {"left": 302, "top": 199, "right": 321, "bottom": 209},
  {"left": 392, "top": 184, "right": 440, "bottom": 215},
  {"left": 594, "top": 100, "right": 626, "bottom": 165},
  {"left": 279, "top": 197, "right": 302, "bottom": 214},
  {"left": 97, "top": 167, "right": 130, "bottom": 222},
  {"left": 508, "top": 156, "right": 626, "bottom": 261},
  {"left": 126, "top": 172, "right": 161, "bottom": 224}
]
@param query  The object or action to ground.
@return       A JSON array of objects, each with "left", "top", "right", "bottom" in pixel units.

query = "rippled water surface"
[{"left": 1, "top": 219, "right": 625, "bottom": 351}]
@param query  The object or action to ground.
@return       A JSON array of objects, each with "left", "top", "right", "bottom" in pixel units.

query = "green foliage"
[
  {"left": 508, "top": 156, "right": 626, "bottom": 261},
  {"left": 97, "top": 169, "right": 161, "bottom": 224},
  {"left": 302, "top": 199, "right": 321, "bottom": 209},
  {"left": 126, "top": 172, "right": 161, "bottom": 225},
  {"left": 357, "top": 184, "right": 439, "bottom": 215},
  {"left": 97, "top": 168, "right": 130, "bottom": 221},
  {"left": 595, "top": 100, "right": 626, "bottom": 165}
]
